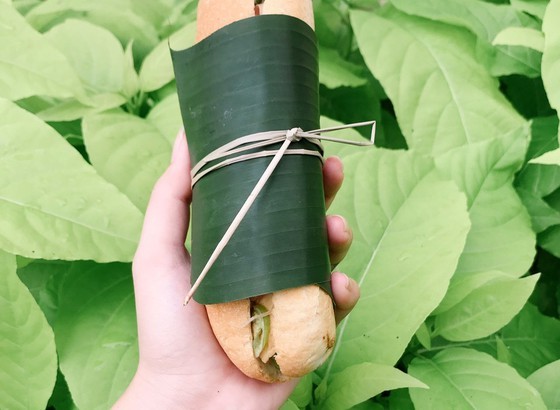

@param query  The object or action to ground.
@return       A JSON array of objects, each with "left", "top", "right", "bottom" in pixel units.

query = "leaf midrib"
[{"left": 0, "top": 195, "right": 140, "bottom": 243}]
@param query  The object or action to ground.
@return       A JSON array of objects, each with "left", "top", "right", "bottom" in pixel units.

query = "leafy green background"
[{"left": 1, "top": 0, "right": 559, "bottom": 409}]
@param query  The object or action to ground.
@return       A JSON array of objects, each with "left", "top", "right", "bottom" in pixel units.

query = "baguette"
[{"left": 196, "top": 0, "right": 335, "bottom": 383}]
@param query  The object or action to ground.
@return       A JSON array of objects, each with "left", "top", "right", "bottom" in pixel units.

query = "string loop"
[{"left": 185, "top": 120, "right": 376, "bottom": 304}]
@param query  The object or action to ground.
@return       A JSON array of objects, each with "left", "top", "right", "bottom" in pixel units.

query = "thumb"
[{"left": 135, "top": 129, "right": 192, "bottom": 262}]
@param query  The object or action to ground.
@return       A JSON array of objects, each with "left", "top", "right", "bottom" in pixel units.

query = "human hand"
[{"left": 113, "top": 130, "right": 360, "bottom": 410}]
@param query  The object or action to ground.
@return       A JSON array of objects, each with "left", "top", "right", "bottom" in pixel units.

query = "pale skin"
[{"left": 114, "top": 130, "right": 360, "bottom": 410}]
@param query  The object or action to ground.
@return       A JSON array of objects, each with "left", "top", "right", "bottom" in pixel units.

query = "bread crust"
[{"left": 197, "top": 0, "right": 335, "bottom": 383}]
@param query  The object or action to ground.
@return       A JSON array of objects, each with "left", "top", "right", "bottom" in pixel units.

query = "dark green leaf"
[{"left": 55, "top": 262, "right": 137, "bottom": 409}]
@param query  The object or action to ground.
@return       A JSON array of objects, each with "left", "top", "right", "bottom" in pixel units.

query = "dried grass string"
[{"left": 184, "top": 120, "right": 376, "bottom": 305}]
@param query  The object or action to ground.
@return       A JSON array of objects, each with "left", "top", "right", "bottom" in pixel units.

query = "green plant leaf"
[
  {"left": 0, "top": 3, "right": 85, "bottom": 100},
  {"left": 390, "top": 0, "right": 542, "bottom": 77},
  {"left": 538, "top": 225, "right": 560, "bottom": 257},
  {"left": 415, "top": 323, "right": 432, "bottom": 350},
  {"left": 83, "top": 110, "right": 172, "bottom": 212},
  {"left": 13, "top": 0, "right": 40, "bottom": 14},
  {"left": 44, "top": 19, "right": 125, "bottom": 95},
  {"left": 35, "top": 93, "right": 127, "bottom": 122},
  {"left": 0, "top": 98, "right": 142, "bottom": 261},
  {"left": 55, "top": 261, "right": 137, "bottom": 410},
  {"left": 542, "top": 0, "right": 560, "bottom": 141},
  {"left": 140, "top": 21, "right": 197, "bottom": 92},
  {"left": 320, "top": 363, "right": 427, "bottom": 410},
  {"left": 289, "top": 374, "right": 312, "bottom": 408},
  {"left": 434, "top": 274, "right": 540, "bottom": 341},
  {"left": 516, "top": 164, "right": 560, "bottom": 232},
  {"left": 435, "top": 127, "right": 535, "bottom": 277},
  {"left": 387, "top": 389, "right": 415, "bottom": 410},
  {"left": 526, "top": 116, "right": 560, "bottom": 163},
  {"left": 319, "top": 46, "right": 367, "bottom": 89},
  {"left": 47, "top": 370, "right": 78, "bottom": 410},
  {"left": 409, "top": 348, "right": 546, "bottom": 409},
  {"left": 493, "top": 27, "right": 545, "bottom": 52},
  {"left": 321, "top": 149, "right": 470, "bottom": 377},
  {"left": 146, "top": 92, "right": 183, "bottom": 145},
  {"left": 531, "top": 148, "right": 560, "bottom": 166},
  {"left": 280, "top": 400, "right": 299, "bottom": 410},
  {"left": 511, "top": 0, "right": 548, "bottom": 19},
  {"left": 527, "top": 360, "right": 560, "bottom": 409},
  {"left": 25, "top": 0, "right": 159, "bottom": 60},
  {"left": 434, "top": 270, "right": 512, "bottom": 314},
  {"left": 17, "top": 259, "right": 72, "bottom": 326},
  {"left": 477, "top": 304, "right": 560, "bottom": 377},
  {"left": 122, "top": 42, "right": 139, "bottom": 99},
  {"left": 351, "top": 7, "right": 526, "bottom": 157},
  {"left": 0, "top": 250, "right": 57, "bottom": 410}
]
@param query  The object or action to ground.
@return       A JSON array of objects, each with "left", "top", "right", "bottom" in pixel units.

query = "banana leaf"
[{"left": 171, "top": 15, "right": 331, "bottom": 304}]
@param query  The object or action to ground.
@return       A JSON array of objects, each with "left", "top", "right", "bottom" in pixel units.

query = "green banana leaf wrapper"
[{"left": 171, "top": 15, "right": 331, "bottom": 304}]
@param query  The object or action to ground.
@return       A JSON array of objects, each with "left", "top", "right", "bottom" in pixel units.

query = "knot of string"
[{"left": 185, "top": 120, "right": 376, "bottom": 305}]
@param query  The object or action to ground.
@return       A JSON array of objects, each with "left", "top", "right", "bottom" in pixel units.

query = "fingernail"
[
  {"left": 334, "top": 156, "right": 343, "bottom": 172},
  {"left": 171, "top": 129, "right": 186, "bottom": 163},
  {"left": 337, "top": 215, "right": 350, "bottom": 236},
  {"left": 334, "top": 271, "right": 351, "bottom": 290},
  {"left": 342, "top": 273, "right": 351, "bottom": 290}
]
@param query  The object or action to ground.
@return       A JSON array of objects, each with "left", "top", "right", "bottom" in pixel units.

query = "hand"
[{"left": 114, "top": 130, "right": 360, "bottom": 410}]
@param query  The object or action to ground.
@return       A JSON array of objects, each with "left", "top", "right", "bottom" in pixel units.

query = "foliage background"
[{"left": 1, "top": 0, "right": 560, "bottom": 409}]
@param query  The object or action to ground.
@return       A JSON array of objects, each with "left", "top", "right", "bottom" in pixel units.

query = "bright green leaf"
[
  {"left": 13, "top": 0, "right": 40, "bottom": 14},
  {"left": 531, "top": 148, "right": 560, "bottom": 165},
  {"left": 478, "top": 304, "right": 560, "bottom": 377},
  {"left": 434, "top": 270, "right": 512, "bottom": 314},
  {"left": 36, "top": 93, "right": 126, "bottom": 122},
  {"left": 435, "top": 127, "right": 535, "bottom": 277},
  {"left": 122, "top": 42, "right": 139, "bottom": 99},
  {"left": 319, "top": 46, "right": 367, "bottom": 89},
  {"left": 320, "top": 363, "right": 427, "bottom": 410},
  {"left": 493, "top": 27, "right": 545, "bottom": 52},
  {"left": 55, "top": 262, "right": 137, "bottom": 410},
  {"left": 321, "top": 149, "right": 470, "bottom": 377},
  {"left": 527, "top": 360, "right": 560, "bottom": 409},
  {"left": 517, "top": 187, "right": 560, "bottom": 232},
  {"left": 147, "top": 93, "right": 183, "bottom": 145},
  {"left": 542, "top": 0, "right": 560, "bottom": 141},
  {"left": 516, "top": 164, "right": 560, "bottom": 231},
  {"left": 289, "top": 374, "right": 312, "bottom": 408},
  {"left": 409, "top": 348, "right": 546, "bottom": 409},
  {"left": 83, "top": 111, "right": 172, "bottom": 212},
  {"left": 279, "top": 400, "right": 299, "bottom": 410},
  {"left": 0, "top": 3, "right": 85, "bottom": 100},
  {"left": 0, "top": 250, "right": 57, "bottom": 410},
  {"left": 511, "top": 0, "right": 548, "bottom": 19},
  {"left": 415, "top": 323, "right": 432, "bottom": 350},
  {"left": 434, "top": 274, "right": 540, "bottom": 341},
  {"left": 140, "top": 21, "right": 197, "bottom": 92},
  {"left": 129, "top": 0, "right": 175, "bottom": 30},
  {"left": 0, "top": 99, "right": 142, "bottom": 261},
  {"left": 26, "top": 0, "right": 159, "bottom": 59},
  {"left": 350, "top": 401, "right": 384, "bottom": 410},
  {"left": 351, "top": 8, "right": 526, "bottom": 156},
  {"left": 390, "top": 0, "right": 542, "bottom": 77},
  {"left": 44, "top": 19, "right": 125, "bottom": 95}
]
